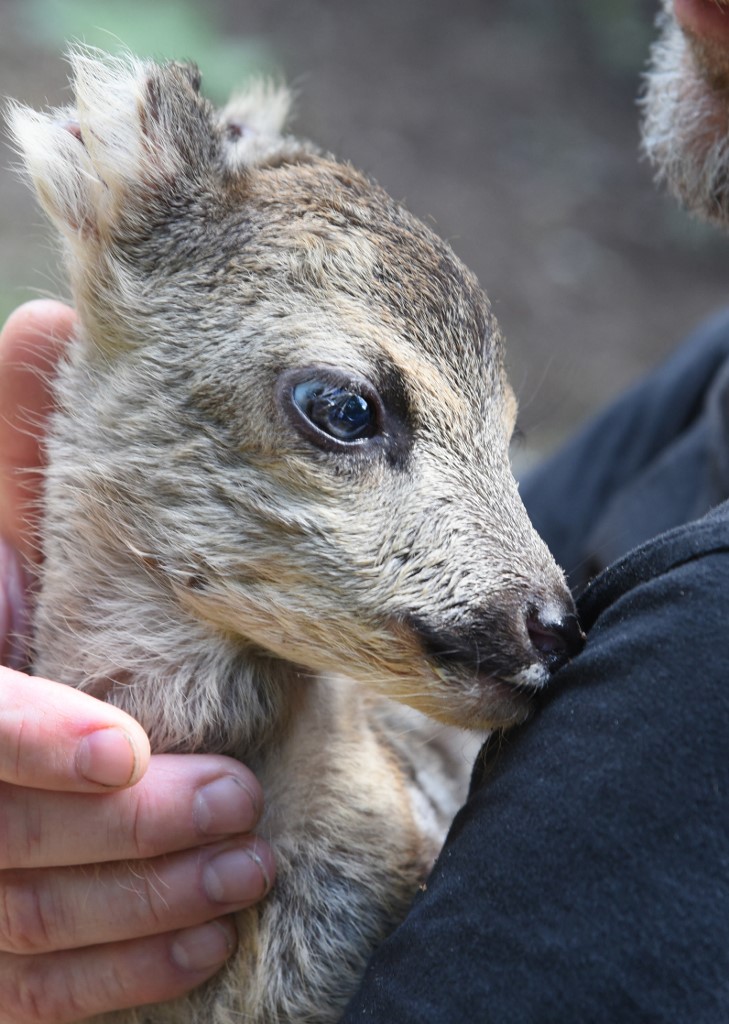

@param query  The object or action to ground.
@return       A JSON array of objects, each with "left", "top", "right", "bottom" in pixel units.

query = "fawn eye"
[
  {"left": 277, "top": 368, "right": 386, "bottom": 454},
  {"left": 292, "top": 380, "right": 376, "bottom": 442}
]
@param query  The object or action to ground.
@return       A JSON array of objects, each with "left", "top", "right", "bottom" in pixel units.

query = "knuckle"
[
  {"left": 96, "top": 956, "right": 141, "bottom": 1015},
  {"left": 0, "top": 800, "right": 13, "bottom": 872},
  {"left": 122, "top": 777, "right": 174, "bottom": 862},
  {"left": 130, "top": 790, "right": 155, "bottom": 861},
  {"left": 0, "top": 874, "right": 57, "bottom": 955},
  {"left": 0, "top": 787, "right": 44, "bottom": 872},
  {"left": 0, "top": 958, "right": 86, "bottom": 1024}
]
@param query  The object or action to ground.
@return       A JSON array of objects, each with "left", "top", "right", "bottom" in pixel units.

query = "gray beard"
[{"left": 641, "top": 6, "right": 729, "bottom": 226}]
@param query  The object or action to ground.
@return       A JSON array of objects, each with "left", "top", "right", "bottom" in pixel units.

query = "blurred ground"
[{"left": 2, "top": 0, "right": 729, "bottom": 456}]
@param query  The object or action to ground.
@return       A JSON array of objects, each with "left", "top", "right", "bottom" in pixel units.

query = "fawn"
[{"left": 8, "top": 51, "right": 582, "bottom": 1023}]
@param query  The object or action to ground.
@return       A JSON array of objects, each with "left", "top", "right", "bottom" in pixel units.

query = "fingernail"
[
  {"left": 193, "top": 775, "right": 260, "bottom": 836},
  {"left": 170, "top": 919, "right": 236, "bottom": 973},
  {"left": 203, "top": 843, "right": 271, "bottom": 905},
  {"left": 76, "top": 728, "right": 138, "bottom": 787}
]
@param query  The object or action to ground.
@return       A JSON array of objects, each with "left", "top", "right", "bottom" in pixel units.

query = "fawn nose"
[{"left": 525, "top": 608, "right": 585, "bottom": 674}]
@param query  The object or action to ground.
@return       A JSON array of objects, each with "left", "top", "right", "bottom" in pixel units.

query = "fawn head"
[{"left": 8, "top": 51, "right": 582, "bottom": 729}]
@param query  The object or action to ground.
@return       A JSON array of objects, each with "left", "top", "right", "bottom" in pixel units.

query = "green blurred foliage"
[
  {"left": 17, "top": 0, "right": 278, "bottom": 101},
  {"left": 581, "top": 0, "right": 656, "bottom": 76}
]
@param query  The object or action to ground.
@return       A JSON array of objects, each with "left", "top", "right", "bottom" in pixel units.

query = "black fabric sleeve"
[{"left": 339, "top": 544, "right": 729, "bottom": 1023}]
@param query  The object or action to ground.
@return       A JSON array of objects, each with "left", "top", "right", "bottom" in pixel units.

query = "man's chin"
[{"left": 642, "top": 4, "right": 729, "bottom": 227}]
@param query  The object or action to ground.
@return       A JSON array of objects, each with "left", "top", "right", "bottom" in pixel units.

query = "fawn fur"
[{"left": 8, "top": 51, "right": 578, "bottom": 1023}]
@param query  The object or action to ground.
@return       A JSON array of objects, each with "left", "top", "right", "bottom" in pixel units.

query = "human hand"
[{"left": 0, "top": 302, "right": 275, "bottom": 1023}]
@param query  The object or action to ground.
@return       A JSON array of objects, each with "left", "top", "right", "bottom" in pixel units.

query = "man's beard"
[{"left": 642, "top": 5, "right": 729, "bottom": 226}]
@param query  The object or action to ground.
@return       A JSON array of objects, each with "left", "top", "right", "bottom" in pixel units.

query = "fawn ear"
[
  {"left": 7, "top": 100, "right": 101, "bottom": 237},
  {"left": 218, "top": 81, "right": 315, "bottom": 170},
  {"left": 7, "top": 49, "right": 214, "bottom": 241}
]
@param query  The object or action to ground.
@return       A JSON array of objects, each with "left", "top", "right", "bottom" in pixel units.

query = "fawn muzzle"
[
  {"left": 525, "top": 607, "right": 585, "bottom": 674},
  {"left": 407, "top": 580, "right": 582, "bottom": 698}
]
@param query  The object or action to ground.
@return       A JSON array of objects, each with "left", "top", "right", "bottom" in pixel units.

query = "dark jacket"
[{"left": 340, "top": 311, "right": 729, "bottom": 1023}]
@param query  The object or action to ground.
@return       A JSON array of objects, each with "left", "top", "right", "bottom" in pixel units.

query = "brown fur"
[{"left": 7, "top": 51, "right": 579, "bottom": 1023}]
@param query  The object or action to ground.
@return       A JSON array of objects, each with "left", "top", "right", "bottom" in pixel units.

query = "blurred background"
[{"left": 2, "top": 0, "right": 729, "bottom": 458}]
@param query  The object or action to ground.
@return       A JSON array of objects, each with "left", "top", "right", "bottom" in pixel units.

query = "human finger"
[
  {"left": 0, "top": 918, "right": 237, "bottom": 1024},
  {"left": 0, "top": 836, "right": 274, "bottom": 956},
  {"left": 0, "top": 754, "right": 264, "bottom": 870},
  {"left": 0, "top": 540, "right": 30, "bottom": 671},
  {"left": 0, "top": 667, "right": 150, "bottom": 792},
  {"left": 0, "top": 300, "right": 76, "bottom": 561}
]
